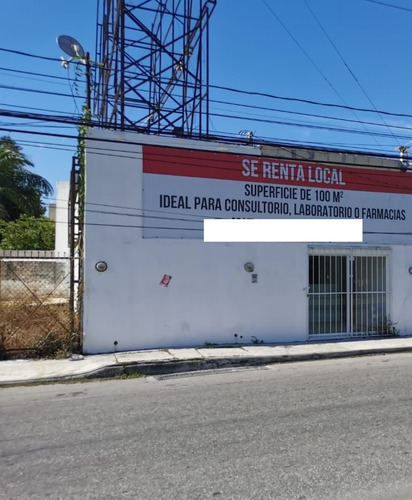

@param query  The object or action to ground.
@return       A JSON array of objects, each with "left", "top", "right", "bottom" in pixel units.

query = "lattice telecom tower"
[{"left": 93, "top": 0, "right": 216, "bottom": 138}]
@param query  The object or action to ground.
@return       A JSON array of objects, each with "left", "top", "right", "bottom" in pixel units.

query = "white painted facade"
[{"left": 83, "top": 129, "right": 412, "bottom": 354}]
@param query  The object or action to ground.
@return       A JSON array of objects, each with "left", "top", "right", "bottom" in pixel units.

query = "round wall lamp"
[
  {"left": 95, "top": 261, "right": 108, "bottom": 272},
  {"left": 244, "top": 262, "right": 255, "bottom": 273},
  {"left": 409, "top": 266, "right": 412, "bottom": 275}
]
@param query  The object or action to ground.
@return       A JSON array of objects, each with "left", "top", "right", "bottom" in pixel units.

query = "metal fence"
[
  {"left": 0, "top": 252, "right": 81, "bottom": 359},
  {"left": 308, "top": 248, "right": 393, "bottom": 339}
]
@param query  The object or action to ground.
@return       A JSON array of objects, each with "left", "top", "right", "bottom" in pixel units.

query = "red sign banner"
[{"left": 143, "top": 145, "right": 412, "bottom": 195}]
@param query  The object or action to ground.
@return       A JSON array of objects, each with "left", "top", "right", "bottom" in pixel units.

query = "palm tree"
[{"left": 0, "top": 136, "right": 53, "bottom": 221}]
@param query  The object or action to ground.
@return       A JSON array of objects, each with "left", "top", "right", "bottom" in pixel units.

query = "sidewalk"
[{"left": 1, "top": 337, "right": 412, "bottom": 386}]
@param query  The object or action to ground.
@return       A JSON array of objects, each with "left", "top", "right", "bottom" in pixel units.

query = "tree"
[
  {"left": 0, "top": 215, "right": 55, "bottom": 250},
  {"left": 0, "top": 136, "right": 53, "bottom": 221}
]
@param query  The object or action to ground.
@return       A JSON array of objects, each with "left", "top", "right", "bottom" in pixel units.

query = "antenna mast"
[{"left": 94, "top": 0, "right": 216, "bottom": 138}]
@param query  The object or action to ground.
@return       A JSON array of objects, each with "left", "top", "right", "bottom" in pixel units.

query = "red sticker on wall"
[{"left": 160, "top": 275, "right": 172, "bottom": 287}]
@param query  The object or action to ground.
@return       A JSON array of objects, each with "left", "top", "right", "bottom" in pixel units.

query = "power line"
[
  {"left": 0, "top": 66, "right": 74, "bottom": 82},
  {"left": 261, "top": 0, "right": 347, "bottom": 102},
  {"left": 86, "top": 202, "right": 215, "bottom": 220},
  {"left": 211, "top": 111, "right": 412, "bottom": 141},
  {"left": 302, "top": 0, "right": 398, "bottom": 148},
  {"left": 0, "top": 102, "right": 81, "bottom": 117},
  {"left": 8, "top": 120, "right": 411, "bottom": 174},
  {"left": 0, "top": 71, "right": 69, "bottom": 87},
  {"left": 0, "top": 109, "right": 83, "bottom": 126},
  {"left": 261, "top": 0, "right": 386, "bottom": 150},
  {"left": 2, "top": 122, "right": 74, "bottom": 129},
  {"left": 2, "top": 86, "right": 410, "bottom": 147},
  {"left": 2, "top": 106, "right": 412, "bottom": 144},
  {"left": 5, "top": 75, "right": 410, "bottom": 134},
  {"left": 15, "top": 131, "right": 396, "bottom": 158},
  {"left": 0, "top": 59, "right": 412, "bottom": 147},
  {"left": 69, "top": 139, "right": 412, "bottom": 194},
  {"left": 36, "top": 216, "right": 202, "bottom": 232},
  {"left": 0, "top": 84, "right": 85, "bottom": 100},
  {"left": 0, "top": 47, "right": 60, "bottom": 62},
  {"left": 86, "top": 209, "right": 205, "bottom": 224},
  {"left": 0, "top": 64, "right": 393, "bottom": 128},
  {"left": 2, "top": 48, "right": 412, "bottom": 120},
  {"left": 1, "top": 104, "right": 412, "bottom": 169},
  {"left": 3, "top": 127, "right": 411, "bottom": 200},
  {"left": 19, "top": 215, "right": 412, "bottom": 238},
  {"left": 363, "top": 0, "right": 412, "bottom": 12},
  {"left": 1, "top": 121, "right": 409, "bottom": 165},
  {"left": 211, "top": 101, "right": 412, "bottom": 132},
  {"left": 210, "top": 84, "right": 412, "bottom": 120},
  {"left": 15, "top": 210, "right": 412, "bottom": 237}
]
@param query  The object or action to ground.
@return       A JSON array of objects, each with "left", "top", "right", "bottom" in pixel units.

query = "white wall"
[
  {"left": 84, "top": 238, "right": 309, "bottom": 352},
  {"left": 83, "top": 130, "right": 412, "bottom": 353},
  {"left": 391, "top": 246, "right": 412, "bottom": 335}
]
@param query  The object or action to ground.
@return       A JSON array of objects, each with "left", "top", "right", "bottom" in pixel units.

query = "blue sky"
[{"left": 1, "top": 0, "right": 412, "bottom": 207}]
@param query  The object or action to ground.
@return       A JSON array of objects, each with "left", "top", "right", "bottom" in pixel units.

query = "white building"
[{"left": 82, "top": 129, "right": 412, "bottom": 354}]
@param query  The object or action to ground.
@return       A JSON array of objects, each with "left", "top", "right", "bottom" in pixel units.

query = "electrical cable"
[
  {"left": 42, "top": 137, "right": 412, "bottom": 195},
  {"left": 18, "top": 217, "right": 412, "bottom": 238},
  {"left": 0, "top": 66, "right": 74, "bottom": 82},
  {"left": 0, "top": 47, "right": 60, "bottom": 62},
  {"left": 302, "top": 0, "right": 400, "bottom": 147},
  {"left": 2, "top": 106, "right": 412, "bottom": 145},
  {"left": 363, "top": 0, "right": 412, "bottom": 12},
  {"left": 65, "top": 66, "right": 80, "bottom": 115},
  {"left": 0, "top": 84, "right": 85, "bottom": 100},
  {"left": 210, "top": 105, "right": 412, "bottom": 135},
  {"left": 210, "top": 84, "right": 412, "bottom": 119},
  {"left": 14, "top": 131, "right": 395, "bottom": 157},
  {"left": 1, "top": 121, "right": 410, "bottom": 166},
  {"left": 261, "top": 0, "right": 344, "bottom": 100},
  {"left": 261, "top": 0, "right": 386, "bottom": 150},
  {"left": 0, "top": 102, "right": 81, "bottom": 116},
  {"left": 2, "top": 50, "right": 412, "bottom": 119},
  {"left": 0, "top": 104, "right": 407, "bottom": 153},
  {"left": 210, "top": 111, "right": 412, "bottom": 141},
  {"left": 0, "top": 71, "right": 70, "bottom": 87},
  {"left": 12, "top": 214, "right": 412, "bottom": 237},
  {"left": 4, "top": 75, "right": 408, "bottom": 134},
  {"left": 210, "top": 98, "right": 412, "bottom": 133},
  {"left": 0, "top": 65, "right": 410, "bottom": 155},
  {"left": 3, "top": 124, "right": 409, "bottom": 200}
]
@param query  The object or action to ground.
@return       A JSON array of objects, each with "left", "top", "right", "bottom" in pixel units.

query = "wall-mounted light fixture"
[
  {"left": 95, "top": 261, "right": 108, "bottom": 272},
  {"left": 244, "top": 262, "right": 254, "bottom": 273},
  {"left": 408, "top": 266, "right": 412, "bottom": 275}
]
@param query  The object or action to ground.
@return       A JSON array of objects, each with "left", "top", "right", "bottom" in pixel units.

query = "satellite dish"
[{"left": 57, "top": 35, "right": 85, "bottom": 58}]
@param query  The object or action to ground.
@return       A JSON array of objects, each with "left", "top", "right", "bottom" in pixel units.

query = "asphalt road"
[{"left": 1, "top": 354, "right": 412, "bottom": 500}]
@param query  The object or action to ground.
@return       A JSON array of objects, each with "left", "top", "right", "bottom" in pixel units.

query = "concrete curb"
[
  {"left": 118, "top": 346, "right": 412, "bottom": 376},
  {"left": 2, "top": 345, "right": 412, "bottom": 386}
]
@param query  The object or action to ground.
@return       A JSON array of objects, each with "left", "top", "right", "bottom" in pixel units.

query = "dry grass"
[
  {"left": 0, "top": 258, "right": 80, "bottom": 359},
  {"left": 0, "top": 300, "right": 81, "bottom": 359}
]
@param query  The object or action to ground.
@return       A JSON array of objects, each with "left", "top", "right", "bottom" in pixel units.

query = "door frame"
[{"left": 307, "top": 246, "right": 391, "bottom": 340}]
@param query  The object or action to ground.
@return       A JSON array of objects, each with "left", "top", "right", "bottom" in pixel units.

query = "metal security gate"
[
  {"left": 0, "top": 254, "right": 80, "bottom": 358},
  {"left": 308, "top": 248, "right": 390, "bottom": 339}
]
